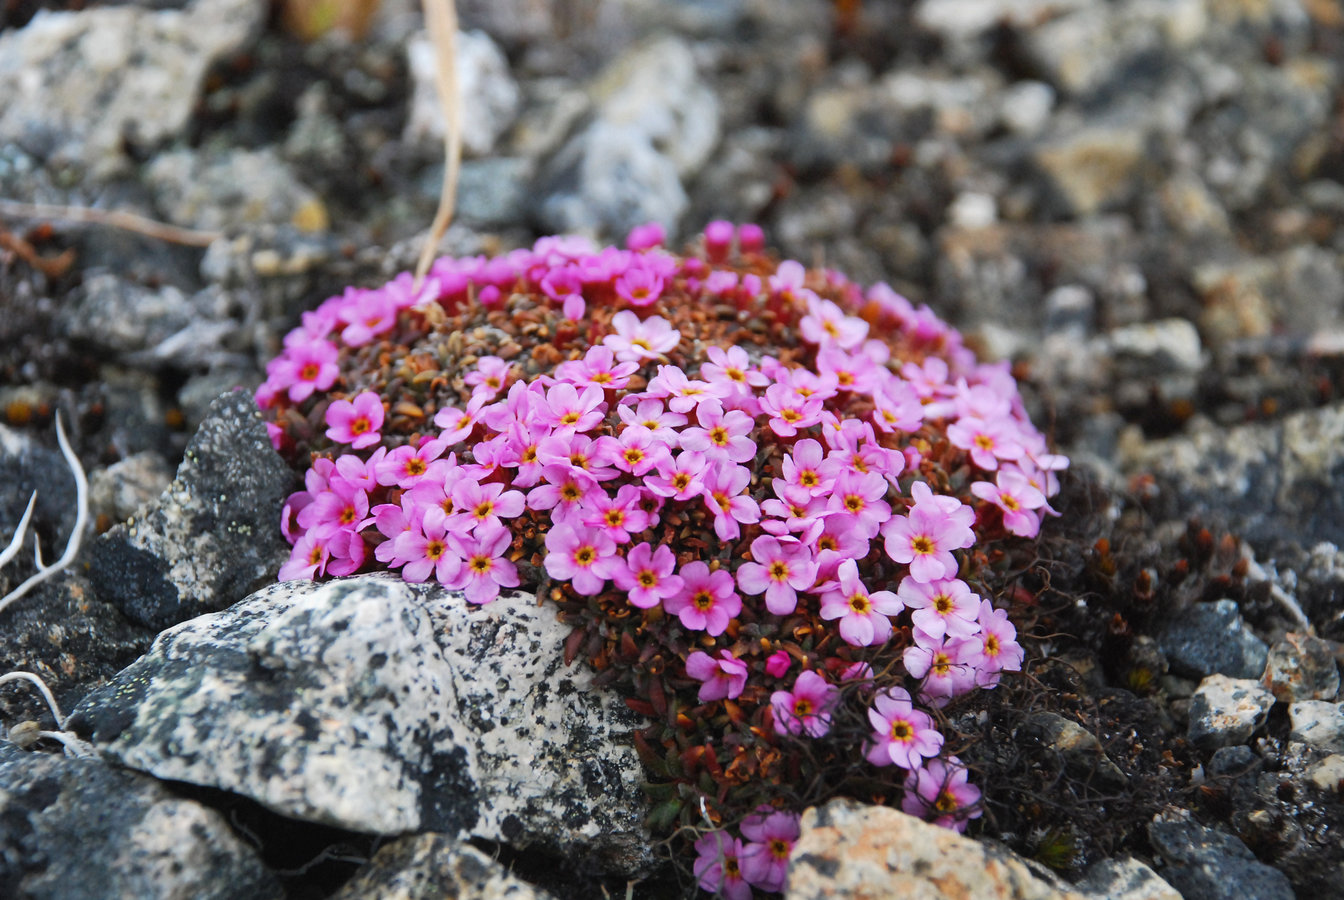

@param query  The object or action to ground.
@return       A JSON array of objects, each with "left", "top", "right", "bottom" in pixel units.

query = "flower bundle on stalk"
[{"left": 257, "top": 221, "right": 1066, "bottom": 897}]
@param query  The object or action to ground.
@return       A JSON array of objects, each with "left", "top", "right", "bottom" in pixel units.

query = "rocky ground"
[{"left": 0, "top": 0, "right": 1342, "bottom": 897}]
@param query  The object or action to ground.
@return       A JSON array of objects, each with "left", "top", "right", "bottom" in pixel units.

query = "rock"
[
  {"left": 86, "top": 390, "right": 295, "bottom": 631},
  {"left": 1289, "top": 700, "right": 1344, "bottom": 753},
  {"left": 1306, "top": 754, "right": 1344, "bottom": 792},
  {"left": 404, "top": 29, "right": 521, "bottom": 158},
  {"left": 446, "top": 157, "right": 534, "bottom": 228},
  {"left": 1147, "top": 808, "right": 1295, "bottom": 900},
  {"left": 87, "top": 451, "right": 173, "bottom": 529},
  {"left": 1187, "top": 675, "right": 1275, "bottom": 751},
  {"left": 999, "top": 80, "right": 1056, "bottom": 138},
  {"left": 0, "top": 742, "right": 281, "bottom": 900},
  {"left": 67, "top": 575, "right": 653, "bottom": 877},
  {"left": 1262, "top": 632, "right": 1340, "bottom": 702},
  {"left": 1033, "top": 116, "right": 1148, "bottom": 216},
  {"left": 536, "top": 121, "right": 688, "bottom": 239},
  {"left": 146, "top": 148, "right": 326, "bottom": 234},
  {"left": 1158, "top": 599, "right": 1269, "bottom": 681},
  {"left": 1074, "top": 857, "right": 1182, "bottom": 900},
  {"left": 0, "top": 0, "right": 264, "bottom": 177},
  {"left": 1120, "top": 404, "right": 1344, "bottom": 565},
  {"left": 1106, "top": 319, "right": 1205, "bottom": 376},
  {"left": 1022, "top": 711, "right": 1128, "bottom": 788},
  {"left": 329, "top": 833, "right": 558, "bottom": 900},
  {"left": 787, "top": 797, "right": 1085, "bottom": 900}
]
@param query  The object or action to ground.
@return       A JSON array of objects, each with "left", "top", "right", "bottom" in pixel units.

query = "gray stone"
[
  {"left": 452, "top": 157, "right": 534, "bottom": 227},
  {"left": 146, "top": 148, "right": 327, "bottom": 234},
  {"left": 788, "top": 797, "right": 1082, "bottom": 900},
  {"left": 404, "top": 29, "right": 521, "bottom": 158},
  {"left": 1075, "top": 857, "right": 1181, "bottom": 900},
  {"left": 1262, "top": 632, "right": 1340, "bottom": 702},
  {"left": 1022, "top": 711, "right": 1128, "bottom": 788},
  {"left": 1158, "top": 599, "right": 1268, "bottom": 680},
  {"left": 86, "top": 390, "right": 295, "bottom": 631},
  {"left": 87, "top": 451, "right": 173, "bottom": 528},
  {"left": 68, "top": 575, "right": 653, "bottom": 877},
  {"left": 1289, "top": 700, "right": 1344, "bottom": 753},
  {"left": 1187, "top": 675, "right": 1275, "bottom": 751},
  {"left": 1148, "top": 808, "right": 1294, "bottom": 900},
  {"left": 329, "top": 834, "right": 558, "bottom": 900},
  {"left": 1106, "top": 319, "right": 1205, "bottom": 375},
  {"left": 1307, "top": 754, "right": 1344, "bottom": 792},
  {"left": 0, "top": 742, "right": 281, "bottom": 900},
  {"left": 999, "top": 80, "right": 1056, "bottom": 137},
  {"left": 537, "top": 121, "right": 687, "bottom": 239},
  {"left": 0, "top": 0, "right": 264, "bottom": 177},
  {"left": 1033, "top": 116, "right": 1148, "bottom": 216}
]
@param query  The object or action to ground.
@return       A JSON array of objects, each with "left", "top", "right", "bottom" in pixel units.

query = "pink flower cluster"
[{"left": 259, "top": 221, "right": 1066, "bottom": 893}]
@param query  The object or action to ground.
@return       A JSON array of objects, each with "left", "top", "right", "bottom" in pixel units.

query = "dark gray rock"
[
  {"left": 1021, "top": 711, "right": 1128, "bottom": 788},
  {"left": 1148, "top": 808, "right": 1294, "bottom": 900},
  {"left": 0, "top": 742, "right": 281, "bottom": 900},
  {"left": 1158, "top": 599, "right": 1269, "bottom": 681},
  {"left": 67, "top": 575, "right": 654, "bottom": 877},
  {"left": 86, "top": 390, "right": 295, "bottom": 631},
  {"left": 329, "top": 833, "right": 558, "bottom": 900}
]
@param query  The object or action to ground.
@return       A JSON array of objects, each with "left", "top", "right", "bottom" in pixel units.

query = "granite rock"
[
  {"left": 329, "top": 833, "right": 559, "bottom": 900},
  {"left": 1187, "top": 675, "right": 1275, "bottom": 751}
]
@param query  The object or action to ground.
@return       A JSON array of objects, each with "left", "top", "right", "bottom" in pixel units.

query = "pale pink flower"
[
  {"left": 865, "top": 686, "right": 943, "bottom": 770},
  {"left": 603, "top": 311, "right": 680, "bottom": 362},
  {"left": 597, "top": 425, "right": 670, "bottom": 477},
  {"left": 614, "top": 265, "right": 665, "bottom": 307},
  {"left": 736, "top": 535, "right": 818, "bottom": 616},
  {"left": 699, "top": 463, "right": 761, "bottom": 542},
  {"left": 826, "top": 469, "right": 892, "bottom": 538},
  {"left": 554, "top": 345, "right": 639, "bottom": 392},
  {"left": 759, "top": 383, "right": 824, "bottom": 437},
  {"left": 818, "top": 559, "right": 903, "bottom": 647},
  {"left": 538, "top": 382, "right": 606, "bottom": 434},
  {"left": 800, "top": 296, "right": 868, "bottom": 350},
  {"left": 445, "top": 522, "right": 519, "bottom": 604},
  {"left": 881, "top": 485, "right": 976, "bottom": 583},
  {"left": 613, "top": 542, "right": 684, "bottom": 609},
  {"left": 527, "top": 465, "right": 598, "bottom": 526},
  {"left": 579, "top": 484, "right": 651, "bottom": 543},
  {"left": 616, "top": 398, "right": 686, "bottom": 445},
  {"left": 693, "top": 832, "right": 751, "bottom": 900},
  {"left": 905, "top": 634, "right": 982, "bottom": 707},
  {"left": 433, "top": 393, "right": 491, "bottom": 445},
  {"left": 770, "top": 670, "right": 839, "bottom": 738},
  {"left": 543, "top": 523, "right": 622, "bottom": 595},
  {"left": 679, "top": 403, "right": 756, "bottom": 464},
  {"left": 947, "top": 415, "right": 1025, "bottom": 471},
  {"left": 974, "top": 599, "right": 1024, "bottom": 687},
  {"left": 685, "top": 650, "right": 749, "bottom": 702},
  {"left": 664, "top": 562, "right": 740, "bottom": 635},
  {"left": 646, "top": 365, "right": 722, "bottom": 413},
  {"left": 446, "top": 480, "right": 525, "bottom": 533},
  {"left": 644, "top": 449, "right": 709, "bottom": 501},
  {"left": 970, "top": 468, "right": 1047, "bottom": 538},
  {"left": 776, "top": 439, "right": 838, "bottom": 498},
  {"left": 903, "top": 757, "right": 982, "bottom": 832},
  {"left": 463, "top": 355, "right": 512, "bottom": 398},
  {"left": 897, "top": 576, "right": 982, "bottom": 641}
]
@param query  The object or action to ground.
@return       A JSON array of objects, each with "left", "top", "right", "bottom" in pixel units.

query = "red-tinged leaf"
[
  {"left": 648, "top": 676, "right": 668, "bottom": 719},
  {"left": 563, "top": 626, "right": 584, "bottom": 667},
  {"left": 626, "top": 698, "right": 656, "bottom": 717}
]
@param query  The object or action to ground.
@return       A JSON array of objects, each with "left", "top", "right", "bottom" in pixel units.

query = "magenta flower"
[
  {"left": 703, "top": 219, "right": 735, "bottom": 262},
  {"left": 736, "top": 535, "right": 818, "bottom": 616},
  {"left": 376, "top": 438, "right": 453, "bottom": 489},
  {"left": 391, "top": 516, "right": 462, "bottom": 585},
  {"left": 764, "top": 650, "right": 791, "bottom": 678},
  {"left": 616, "top": 398, "right": 686, "bottom": 445},
  {"left": 759, "top": 383, "right": 824, "bottom": 437},
  {"left": 614, "top": 265, "right": 665, "bottom": 307},
  {"left": 324, "top": 391, "right": 385, "bottom": 449},
  {"left": 463, "top": 355, "right": 512, "bottom": 398},
  {"left": 699, "top": 463, "right": 761, "bottom": 543},
  {"left": 555, "top": 345, "right": 639, "bottom": 392},
  {"left": 663, "top": 562, "right": 740, "bottom": 636},
  {"left": 537, "top": 433, "right": 617, "bottom": 484},
  {"left": 902, "top": 757, "right": 982, "bottom": 832},
  {"left": 865, "top": 686, "right": 943, "bottom": 770},
  {"left": 297, "top": 481, "right": 369, "bottom": 540},
  {"left": 598, "top": 425, "right": 670, "bottom": 477},
  {"left": 540, "top": 266, "right": 585, "bottom": 319},
  {"left": 818, "top": 559, "right": 903, "bottom": 647},
  {"left": 970, "top": 468, "right": 1047, "bottom": 538},
  {"left": 539, "top": 382, "right": 606, "bottom": 434},
  {"left": 644, "top": 450, "right": 708, "bottom": 501},
  {"left": 947, "top": 415, "right": 1025, "bottom": 471},
  {"left": 271, "top": 339, "right": 339, "bottom": 403},
  {"left": 770, "top": 670, "right": 839, "bottom": 738},
  {"left": 527, "top": 465, "right": 597, "bottom": 526},
  {"left": 625, "top": 221, "right": 665, "bottom": 251},
  {"left": 445, "top": 522, "right": 519, "bottom": 605},
  {"left": 279, "top": 531, "right": 331, "bottom": 581},
  {"left": 543, "top": 523, "right": 621, "bottom": 595},
  {"left": 692, "top": 831, "right": 751, "bottom": 900},
  {"left": 904, "top": 634, "right": 981, "bottom": 707},
  {"left": 881, "top": 490, "right": 976, "bottom": 583},
  {"left": 446, "top": 480, "right": 525, "bottom": 533},
  {"left": 897, "top": 576, "right": 982, "bottom": 641},
  {"left": 337, "top": 287, "right": 397, "bottom": 346},
  {"left": 739, "top": 809, "right": 800, "bottom": 892},
  {"left": 679, "top": 403, "right": 757, "bottom": 464},
  {"left": 613, "top": 542, "right": 684, "bottom": 609},
  {"left": 685, "top": 649, "right": 749, "bottom": 703},
  {"left": 579, "top": 484, "right": 651, "bottom": 543}
]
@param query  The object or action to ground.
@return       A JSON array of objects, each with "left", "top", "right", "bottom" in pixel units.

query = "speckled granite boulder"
[
  {"left": 0, "top": 742, "right": 281, "bottom": 900},
  {"left": 67, "top": 575, "right": 653, "bottom": 877},
  {"left": 329, "top": 834, "right": 558, "bottom": 900},
  {"left": 86, "top": 390, "right": 295, "bottom": 631}
]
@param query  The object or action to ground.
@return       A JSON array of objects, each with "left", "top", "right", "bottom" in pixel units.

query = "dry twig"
[
  {"left": 413, "top": 0, "right": 463, "bottom": 288},
  {"left": 0, "top": 198, "right": 222, "bottom": 248}
]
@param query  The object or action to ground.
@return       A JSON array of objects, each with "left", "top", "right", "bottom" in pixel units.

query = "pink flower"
[
  {"left": 738, "top": 222, "right": 765, "bottom": 253},
  {"left": 543, "top": 523, "right": 622, "bottom": 595},
  {"left": 871, "top": 379, "right": 924, "bottom": 434},
  {"left": 699, "top": 463, "right": 761, "bottom": 543},
  {"left": 818, "top": 559, "right": 903, "bottom": 647},
  {"left": 881, "top": 487, "right": 976, "bottom": 583},
  {"left": 736, "top": 535, "right": 817, "bottom": 616},
  {"left": 446, "top": 480, "right": 525, "bottom": 533},
  {"left": 947, "top": 415, "right": 1025, "bottom": 471},
  {"left": 692, "top": 831, "right": 751, "bottom": 900},
  {"left": 643, "top": 450, "right": 708, "bottom": 501},
  {"left": 579, "top": 484, "right": 651, "bottom": 543},
  {"left": 540, "top": 266, "right": 585, "bottom": 319},
  {"left": 297, "top": 481, "right": 369, "bottom": 540},
  {"left": 816, "top": 345, "right": 879, "bottom": 394},
  {"left": 279, "top": 531, "right": 331, "bottom": 581},
  {"left": 759, "top": 483, "right": 826, "bottom": 542},
  {"left": 826, "top": 469, "right": 892, "bottom": 538},
  {"left": 613, "top": 542, "right": 684, "bottom": 609},
  {"left": 445, "top": 522, "right": 519, "bottom": 604},
  {"left": 664, "top": 562, "right": 740, "bottom": 635},
  {"left": 764, "top": 650, "right": 791, "bottom": 678},
  {"left": 604, "top": 311, "right": 680, "bottom": 362},
  {"left": 865, "top": 686, "right": 943, "bottom": 770},
  {"left": 679, "top": 403, "right": 756, "bottom": 464},
  {"left": 685, "top": 649, "right": 749, "bottom": 702},
  {"left": 759, "top": 383, "right": 824, "bottom": 437},
  {"left": 527, "top": 466, "right": 597, "bottom": 526},
  {"left": 625, "top": 222, "right": 665, "bottom": 251},
  {"left": 433, "top": 393, "right": 491, "bottom": 445},
  {"left": 537, "top": 433, "right": 618, "bottom": 484},
  {"left": 616, "top": 398, "right": 686, "bottom": 445},
  {"left": 538, "top": 383, "right": 606, "bottom": 434},
  {"left": 324, "top": 391, "right": 385, "bottom": 449},
  {"left": 555, "top": 345, "right": 639, "bottom": 392},
  {"left": 897, "top": 576, "right": 982, "bottom": 641},
  {"left": 270, "top": 339, "right": 340, "bottom": 403},
  {"left": 376, "top": 438, "right": 453, "bottom": 489},
  {"left": 770, "top": 670, "right": 839, "bottom": 738},
  {"left": 776, "top": 438, "right": 838, "bottom": 497},
  {"left": 337, "top": 288, "right": 397, "bottom": 347},
  {"left": 904, "top": 634, "right": 981, "bottom": 707},
  {"left": 902, "top": 757, "right": 982, "bottom": 832},
  {"left": 800, "top": 296, "right": 868, "bottom": 350},
  {"left": 739, "top": 809, "right": 800, "bottom": 892},
  {"left": 974, "top": 599, "right": 1024, "bottom": 687},
  {"left": 598, "top": 425, "right": 670, "bottom": 477},
  {"left": 971, "top": 469, "right": 1047, "bottom": 537},
  {"left": 614, "top": 265, "right": 665, "bottom": 307},
  {"left": 392, "top": 516, "right": 462, "bottom": 585},
  {"left": 647, "top": 365, "right": 722, "bottom": 413},
  {"left": 703, "top": 219, "right": 735, "bottom": 262},
  {"left": 463, "top": 355, "right": 512, "bottom": 398}
]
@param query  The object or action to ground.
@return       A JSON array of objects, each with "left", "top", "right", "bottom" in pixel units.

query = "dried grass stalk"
[{"left": 414, "top": 0, "right": 463, "bottom": 288}]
